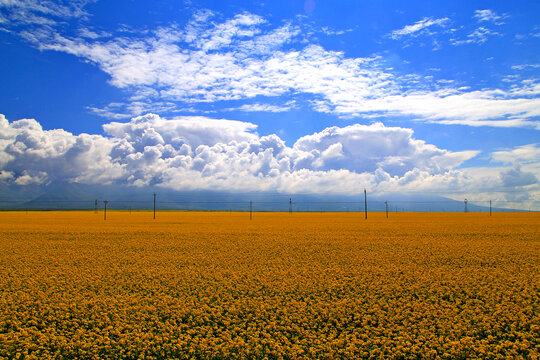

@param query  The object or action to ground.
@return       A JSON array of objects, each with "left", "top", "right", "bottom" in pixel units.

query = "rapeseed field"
[{"left": 0, "top": 211, "right": 538, "bottom": 359}]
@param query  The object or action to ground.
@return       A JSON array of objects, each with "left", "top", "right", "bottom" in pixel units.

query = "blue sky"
[{"left": 0, "top": 0, "right": 539, "bottom": 208}]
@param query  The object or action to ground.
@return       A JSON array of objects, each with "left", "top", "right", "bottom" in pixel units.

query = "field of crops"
[{"left": 0, "top": 211, "right": 538, "bottom": 359}]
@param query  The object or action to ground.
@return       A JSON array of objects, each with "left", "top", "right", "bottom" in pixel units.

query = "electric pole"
[
  {"left": 364, "top": 189, "right": 367, "bottom": 220},
  {"left": 153, "top": 192, "right": 156, "bottom": 220},
  {"left": 385, "top": 200, "right": 388, "bottom": 218},
  {"left": 250, "top": 200, "right": 252, "bottom": 220},
  {"left": 289, "top": 198, "right": 292, "bottom": 214},
  {"left": 104, "top": 200, "right": 108, "bottom": 220}
]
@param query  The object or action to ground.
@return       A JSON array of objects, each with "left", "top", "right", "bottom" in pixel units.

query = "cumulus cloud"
[
  {"left": 0, "top": 170, "right": 14, "bottom": 183},
  {"left": 12, "top": 170, "right": 48, "bottom": 185},
  {"left": 293, "top": 123, "right": 478, "bottom": 176},
  {"left": 0, "top": 114, "right": 122, "bottom": 185},
  {"left": 2, "top": 112, "right": 539, "bottom": 209},
  {"left": 0, "top": 112, "right": 471, "bottom": 190},
  {"left": 103, "top": 113, "right": 258, "bottom": 150},
  {"left": 2, "top": 112, "right": 538, "bottom": 207}
]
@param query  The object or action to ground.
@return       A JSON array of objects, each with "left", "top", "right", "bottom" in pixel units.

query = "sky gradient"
[{"left": 0, "top": 0, "right": 539, "bottom": 209}]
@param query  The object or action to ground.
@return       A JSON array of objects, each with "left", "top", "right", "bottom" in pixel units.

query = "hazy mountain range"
[{"left": 0, "top": 182, "right": 510, "bottom": 212}]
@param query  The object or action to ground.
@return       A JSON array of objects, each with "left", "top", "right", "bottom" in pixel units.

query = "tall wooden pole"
[
  {"left": 153, "top": 192, "right": 156, "bottom": 220},
  {"left": 289, "top": 198, "right": 292, "bottom": 214},
  {"left": 104, "top": 200, "right": 108, "bottom": 220},
  {"left": 364, "top": 189, "right": 367, "bottom": 220}
]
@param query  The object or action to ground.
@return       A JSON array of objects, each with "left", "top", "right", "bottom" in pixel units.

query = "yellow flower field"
[{"left": 0, "top": 211, "right": 538, "bottom": 359}]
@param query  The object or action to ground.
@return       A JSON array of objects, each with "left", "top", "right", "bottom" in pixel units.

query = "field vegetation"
[{"left": 0, "top": 211, "right": 538, "bottom": 359}]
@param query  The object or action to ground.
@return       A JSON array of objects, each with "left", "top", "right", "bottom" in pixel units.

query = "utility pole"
[
  {"left": 464, "top": 198, "right": 468, "bottom": 213},
  {"left": 94, "top": 199, "right": 98, "bottom": 214},
  {"left": 364, "top": 189, "right": 367, "bottom": 220},
  {"left": 250, "top": 200, "right": 252, "bottom": 220},
  {"left": 289, "top": 198, "right": 292, "bottom": 214},
  {"left": 490, "top": 200, "right": 492, "bottom": 216},
  {"left": 104, "top": 200, "right": 109, "bottom": 220},
  {"left": 385, "top": 200, "right": 388, "bottom": 218},
  {"left": 153, "top": 192, "right": 156, "bottom": 220}
]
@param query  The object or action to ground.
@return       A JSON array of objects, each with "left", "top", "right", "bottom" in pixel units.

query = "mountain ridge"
[{"left": 0, "top": 182, "right": 510, "bottom": 212}]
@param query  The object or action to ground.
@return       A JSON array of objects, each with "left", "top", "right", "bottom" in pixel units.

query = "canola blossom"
[{"left": 0, "top": 211, "right": 538, "bottom": 359}]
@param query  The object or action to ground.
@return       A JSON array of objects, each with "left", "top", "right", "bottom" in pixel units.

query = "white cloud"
[
  {"left": 13, "top": 170, "right": 48, "bottom": 185},
  {"left": 102, "top": 113, "right": 259, "bottom": 150},
  {"left": 317, "top": 87, "right": 540, "bottom": 128},
  {"left": 0, "top": 170, "right": 14, "bottom": 183},
  {"left": 87, "top": 100, "right": 184, "bottom": 119},
  {"left": 474, "top": 9, "right": 507, "bottom": 25},
  {"left": 1, "top": 113, "right": 538, "bottom": 207},
  {"left": 0, "top": 114, "right": 122, "bottom": 185},
  {"left": 320, "top": 26, "right": 353, "bottom": 36},
  {"left": 491, "top": 144, "right": 540, "bottom": 165},
  {"left": 0, "top": 113, "right": 464, "bottom": 186},
  {"left": 512, "top": 64, "right": 540, "bottom": 71},
  {"left": 388, "top": 17, "right": 450, "bottom": 39},
  {"left": 293, "top": 122, "right": 478, "bottom": 176},
  {"left": 0, "top": 0, "right": 92, "bottom": 25},
  {"left": 194, "top": 12, "right": 266, "bottom": 52},
  {"left": 11, "top": 12, "right": 535, "bottom": 128},
  {"left": 450, "top": 27, "right": 501, "bottom": 45},
  {"left": 87, "top": 104, "right": 132, "bottom": 120},
  {"left": 4, "top": 10, "right": 540, "bottom": 128},
  {"left": 387, "top": 11, "right": 508, "bottom": 49},
  {"left": 227, "top": 102, "right": 296, "bottom": 113},
  {"left": 78, "top": 27, "right": 111, "bottom": 39}
]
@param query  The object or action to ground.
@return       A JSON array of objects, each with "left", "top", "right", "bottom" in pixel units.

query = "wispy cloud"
[
  {"left": 474, "top": 9, "right": 507, "bottom": 25},
  {"left": 491, "top": 144, "right": 540, "bottom": 165},
  {"left": 512, "top": 64, "right": 540, "bottom": 71},
  {"left": 227, "top": 102, "right": 296, "bottom": 113},
  {"left": 0, "top": 0, "right": 93, "bottom": 25},
  {"left": 78, "top": 27, "right": 111, "bottom": 39},
  {"left": 320, "top": 26, "right": 354, "bottom": 36},
  {"left": 450, "top": 27, "right": 501, "bottom": 45},
  {"left": 87, "top": 101, "right": 192, "bottom": 119},
  {"left": 388, "top": 17, "right": 450, "bottom": 39},
  {"left": 5, "top": 10, "right": 540, "bottom": 128},
  {"left": 87, "top": 104, "right": 132, "bottom": 120}
]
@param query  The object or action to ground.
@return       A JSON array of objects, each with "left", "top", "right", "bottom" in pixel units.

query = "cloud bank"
[{"left": 1, "top": 114, "right": 538, "bottom": 205}]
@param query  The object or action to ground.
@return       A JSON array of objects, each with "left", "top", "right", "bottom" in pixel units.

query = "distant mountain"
[
  {"left": 0, "top": 183, "right": 43, "bottom": 207},
  {"left": 0, "top": 182, "right": 513, "bottom": 212}
]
